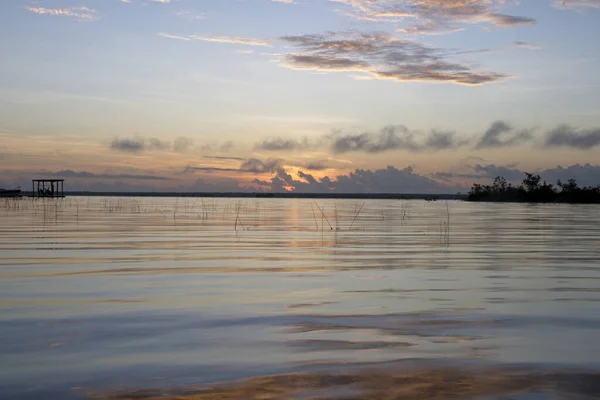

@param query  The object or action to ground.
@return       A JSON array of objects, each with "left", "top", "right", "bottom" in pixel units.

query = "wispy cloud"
[
  {"left": 554, "top": 0, "right": 600, "bottom": 9},
  {"left": 159, "top": 33, "right": 271, "bottom": 47},
  {"left": 174, "top": 10, "right": 207, "bottom": 20},
  {"left": 331, "top": 0, "right": 535, "bottom": 34},
  {"left": 279, "top": 32, "right": 507, "bottom": 85},
  {"left": 26, "top": 6, "right": 99, "bottom": 21},
  {"left": 513, "top": 41, "right": 542, "bottom": 50},
  {"left": 158, "top": 33, "right": 190, "bottom": 41}
]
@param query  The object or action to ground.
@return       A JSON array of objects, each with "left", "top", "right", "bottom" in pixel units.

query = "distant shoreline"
[{"left": 18, "top": 191, "right": 467, "bottom": 200}]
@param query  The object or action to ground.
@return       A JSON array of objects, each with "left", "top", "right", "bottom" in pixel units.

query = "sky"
[{"left": 1, "top": 0, "right": 600, "bottom": 193}]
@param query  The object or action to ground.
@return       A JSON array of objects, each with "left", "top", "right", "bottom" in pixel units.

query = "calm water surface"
[{"left": 1, "top": 197, "right": 600, "bottom": 399}]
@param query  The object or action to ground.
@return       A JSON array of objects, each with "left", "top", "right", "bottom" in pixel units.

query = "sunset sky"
[{"left": 1, "top": 0, "right": 599, "bottom": 193}]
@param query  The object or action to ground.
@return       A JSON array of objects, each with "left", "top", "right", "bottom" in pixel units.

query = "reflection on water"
[{"left": 1, "top": 197, "right": 600, "bottom": 399}]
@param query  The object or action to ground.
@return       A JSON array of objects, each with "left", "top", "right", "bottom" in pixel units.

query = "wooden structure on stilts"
[{"left": 32, "top": 179, "right": 65, "bottom": 198}]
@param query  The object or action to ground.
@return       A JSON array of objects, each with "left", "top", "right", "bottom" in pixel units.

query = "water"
[{"left": 1, "top": 197, "right": 600, "bottom": 399}]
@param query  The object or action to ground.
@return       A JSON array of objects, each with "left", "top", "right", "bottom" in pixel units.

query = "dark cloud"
[
  {"left": 545, "top": 125, "right": 600, "bottom": 149},
  {"left": 254, "top": 137, "right": 314, "bottom": 152},
  {"left": 330, "top": 125, "right": 467, "bottom": 153},
  {"left": 425, "top": 131, "right": 468, "bottom": 150},
  {"left": 254, "top": 165, "right": 451, "bottom": 194},
  {"left": 110, "top": 138, "right": 145, "bottom": 153},
  {"left": 440, "top": 163, "right": 600, "bottom": 188},
  {"left": 110, "top": 136, "right": 194, "bottom": 153},
  {"left": 540, "top": 164, "right": 600, "bottom": 187},
  {"left": 475, "top": 121, "right": 533, "bottom": 149},
  {"left": 240, "top": 158, "right": 281, "bottom": 173},
  {"left": 37, "top": 169, "right": 171, "bottom": 180},
  {"left": 280, "top": 32, "right": 507, "bottom": 85},
  {"left": 313, "top": 166, "right": 448, "bottom": 193},
  {"left": 303, "top": 161, "right": 329, "bottom": 171}
]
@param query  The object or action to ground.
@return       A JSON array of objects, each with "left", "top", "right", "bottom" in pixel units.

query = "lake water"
[{"left": 1, "top": 197, "right": 600, "bottom": 399}]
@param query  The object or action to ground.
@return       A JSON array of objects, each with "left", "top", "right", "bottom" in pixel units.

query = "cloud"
[
  {"left": 554, "top": 0, "right": 600, "bottom": 9},
  {"left": 174, "top": 10, "right": 207, "bottom": 20},
  {"left": 330, "top": 125, "right": 468, "bottom": 153},
  {"left": 26, "top": 6, "right": 99, "bottom": 21},
  {"left": 475, "top": 121, "right": 533, "bottom": 149},
  {"left": 159, "top": 33, "right": 271, "bottom": 47},
  {"left": 279, "top": 32, "right": 507, "bottom": 85},
  {"left": 185, "top": 158, "right": 281, "bottom": 175},
  {"left": 264, "top": 165, "right": 450, "bottom": 193},
  {"left": 545, "top": 125, "right": 600, "bottom": 149},
  {"left": 272, "top": 0, "right": 295, "bottom": 3},
  {"left": 202, "top": 156, "right": 246, "bottom": 161},
  {"left": 513, "top": 41, "right": 542, "bottom": 50},
  {"left": 440, "top": 163, "right": 600, "bottom": 188},
  {"left": 220, "top": 141, "right": 235, "bottom": 152},
  {"left": 173, "top": 136, "right": 194, "bottom": 152},
  {"left": 303, "top": 161, "right": 330, "bottom": 171},
  {"left": 38, "top": 170, "right": 171, "bottom": 180},
  {"left": 184, "top": 166, "right": 241, "bottom": 173},
  {"left": 331, "top": 0, "right": 535, "bottom": 33},
  {"left": 240, "top": 158, "right": 282, "bottom": 173},
  {"left": 110, "top": 136, "right": 193, "bottom": 153},
  {"left": 254, "top": 137, "right": 315, "bottom": 151}
]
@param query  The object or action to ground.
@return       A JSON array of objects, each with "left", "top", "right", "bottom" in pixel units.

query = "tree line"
[{"left": 468, "top": 173, "right": 600, "bottom": 203}]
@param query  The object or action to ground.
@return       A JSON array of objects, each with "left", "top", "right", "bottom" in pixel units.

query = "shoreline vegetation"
[{"left": 468, "top": 173, "right": 600, "bottom": 204}]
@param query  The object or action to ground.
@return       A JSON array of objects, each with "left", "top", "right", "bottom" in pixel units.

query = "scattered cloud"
[
  {"left": 475, "top": 121, "right": 533, "bottom": 149},
  {"left": 26, "top": 6, "right": 99, "bottom": 21},
  {"left": 279, "top": 32, "right": 507, "bottom": 85},
  {"left": 545, "top": 125, "right": 600, "bottom": 149},
  {"left": 110, "top": 136, "right": 193, "bottom": 153}
]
